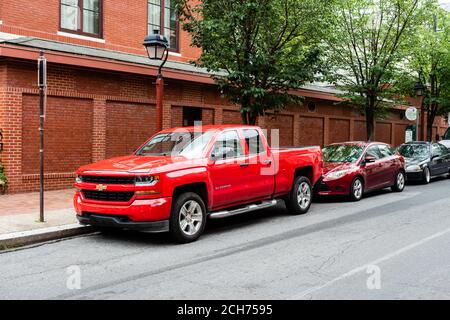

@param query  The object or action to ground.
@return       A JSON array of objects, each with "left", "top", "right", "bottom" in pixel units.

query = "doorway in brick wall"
[{"left": 183, "top": 107, "right": 202, "bottom": 127}]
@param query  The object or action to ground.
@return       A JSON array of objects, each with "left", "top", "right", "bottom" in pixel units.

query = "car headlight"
[
  {"left": 325, "top": 170, "right": 350, "bottom": 181},
  {"left": 135, "top": 175, "right": 160, "bottom": 187},
  {"left": 406, "top": 165, "right": 423, "bottom": 172}
]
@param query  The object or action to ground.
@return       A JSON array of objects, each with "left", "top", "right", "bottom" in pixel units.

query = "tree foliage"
[
  {"left": 323, "top": 0, "right": 433, "bottom": 140},
  {"left": 175, "top": 0, "right": 331, "bottom": 124},
  {"left": 395, "top": 4, "right": 450, "bottom": 141}
]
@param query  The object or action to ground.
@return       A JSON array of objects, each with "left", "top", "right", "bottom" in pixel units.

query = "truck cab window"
[
  {"left": 243, "top": 129, "right": 265, "bottom": 155},
  {"left": 212, "top": 131, "right": 243, "bottom": 160}
]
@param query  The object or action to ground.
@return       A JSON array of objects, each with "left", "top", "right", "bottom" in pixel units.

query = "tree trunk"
[
  {"left": 426, "top": 116, "right": 433, "bottom": 142},
  {"left": 240, "top": 97, "right": 258, "bottom": 125},
  {"left": 427, "top": 104, "right": 437, "bottom": 142},
  {"left": 365, "top": 96, "right": 376, "bottom": 141}
]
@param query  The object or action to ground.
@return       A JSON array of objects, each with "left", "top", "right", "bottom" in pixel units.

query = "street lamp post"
[
  {"left": 143, "top": 32, "right": 169, "bottom": 132},
  {"left": 414, "top": 82, "right": 425, "bottom": 141}
]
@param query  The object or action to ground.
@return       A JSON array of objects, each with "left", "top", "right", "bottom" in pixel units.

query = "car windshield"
[
  {"left": 398, "top": 144, "right": 429, "bottom": 160},
  {"left": 323, "top": 145, "right": 364, "bottom": 163},
  {"left": 136, "top": 130, "right": 216, "bottom": 159}
]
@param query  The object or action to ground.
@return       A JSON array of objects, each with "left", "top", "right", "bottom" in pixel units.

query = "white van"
[{"left": 441, "top": 127, "right": 450, "bottom": 149}]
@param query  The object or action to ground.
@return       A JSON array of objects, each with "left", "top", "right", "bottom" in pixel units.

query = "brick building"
[{"left": 0, "top": 0, "right": 447, "bottom": 193}]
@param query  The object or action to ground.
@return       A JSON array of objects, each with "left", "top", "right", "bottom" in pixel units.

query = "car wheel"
[
  {"left": 170, "top": 192, "right": 206, "bottom": 244},
  {"left": 391, "top": 171, "right": 406, "bottom": 192},
  {"left": 422, "top": 167, "right": 431, "bottom": 184},
  {"left": 285, "top": 176, "right": 312, "bottom": 215},
  {"left": 349, "top": 177, "right": 364, "bottom": 201}
]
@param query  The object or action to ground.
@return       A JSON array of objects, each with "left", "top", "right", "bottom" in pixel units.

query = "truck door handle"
[
  {"left": 240, "top": 163, "right": 249, "bottom": 168},
  {"left": 263, "top": 160, "right": 272, "bottom": 165}
]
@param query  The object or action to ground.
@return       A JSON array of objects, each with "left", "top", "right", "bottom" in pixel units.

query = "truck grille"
[
  {"left": 80, "top": 176, "right": 135, "bottom": 184},
  {"left": 83, "top": 190, "right": 134, "bottom": 202}
]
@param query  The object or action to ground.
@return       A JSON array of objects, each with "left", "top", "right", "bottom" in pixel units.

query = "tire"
[
  {"left": 349, "top": 177, "right": 364, "bottom": 202},
  {"left": 285, "top": 176, "right": 312, "bottom": 215},
  {"left": 422, "top": 167, "right": 431, "bottom": 184},
  {"left": 169, "top": 192, "right": 206, "bottom": 244},
  {"left": 391, "top": 171, "right": 406, "bottom": 192}
]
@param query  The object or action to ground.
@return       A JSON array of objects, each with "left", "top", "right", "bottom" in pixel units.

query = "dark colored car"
[
  {"left": 398, "top": 141, "right": 450, "bottom": 184},
  {"left": 317, "top": 142, "right": 405, "bottom": 201}
]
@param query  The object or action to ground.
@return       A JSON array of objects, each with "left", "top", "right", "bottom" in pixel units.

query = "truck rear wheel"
[
  {"left": 170, "top": 192, "right": 206, "bottom": 244},
  {"left": 285, "top": 176, "right": 312, "bottom": 215}
]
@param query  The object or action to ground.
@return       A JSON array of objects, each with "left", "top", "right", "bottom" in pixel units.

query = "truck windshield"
[
  {"left": 323, "top": 145, "right": 364, "bottom": 163},
  {"left": 136, "top": 131, "right": 215, "bottom": 159}
]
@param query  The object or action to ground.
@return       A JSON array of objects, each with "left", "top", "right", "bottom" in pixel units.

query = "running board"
[{"left": 209, "top": 200, "right": 279, "bottom": 219}]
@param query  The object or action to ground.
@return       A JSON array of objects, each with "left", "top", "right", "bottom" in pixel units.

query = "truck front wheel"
[
  {"left": 285, "top": 176, "right": 312, "bottom": 215},
  {"left": 170, "top": 192, "right": 207, "bottom": 243}
]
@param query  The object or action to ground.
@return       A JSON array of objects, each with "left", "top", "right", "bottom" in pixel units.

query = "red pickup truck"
[{"left": 74, "top": 125, "right": 322, "bottom": 243}]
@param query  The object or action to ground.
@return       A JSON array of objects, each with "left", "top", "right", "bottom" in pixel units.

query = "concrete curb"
[{"left": 0, "top": 224, "right": 95, "bottom": 250}]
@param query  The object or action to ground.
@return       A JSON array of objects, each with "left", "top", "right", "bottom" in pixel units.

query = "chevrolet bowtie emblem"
[{"left": 96, "top": 184, "right": 107, "bottom": 191}]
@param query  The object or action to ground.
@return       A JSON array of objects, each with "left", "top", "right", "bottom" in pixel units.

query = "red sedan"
[{"left": 317, "top": 142, "right": 406, "bottom": 201}]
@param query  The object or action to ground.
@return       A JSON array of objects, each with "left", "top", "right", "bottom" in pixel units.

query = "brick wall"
[
  {"left": 21, "top": 94, "right": 94, "bottom": 174},
  {"left": 105, "top": 101, "right": 156, "bottom": 158},
  {"left": 0, "top": 0, "right": 201, "bottom": 63}
]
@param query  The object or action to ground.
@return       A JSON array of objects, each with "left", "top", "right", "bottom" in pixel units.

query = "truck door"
[
  {"left": 241, "top": 128, "right": 275, "bottom": 202},
  {"left": 208, "top": 130, "right": 249, "bottom": 209}
]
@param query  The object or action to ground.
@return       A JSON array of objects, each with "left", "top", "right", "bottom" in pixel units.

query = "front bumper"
[
  {"left": 315, "top": 177, "right": 351, "bottom": 196},
  {"left": 74, "top": 191, "right": 172, "bottom": 230},
  {"left": 77, "top": 213, "right": 169, "bottom": 232},
  {"left": 405, "top": 171, "right": 424, "bottom": 181}
]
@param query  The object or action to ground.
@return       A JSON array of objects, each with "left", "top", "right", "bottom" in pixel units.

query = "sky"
[{"left": 439, "top": 0, "right": 450, "bottom": 11}]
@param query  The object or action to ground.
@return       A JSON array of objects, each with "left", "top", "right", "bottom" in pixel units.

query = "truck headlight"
[
  {"left": 75, "top": 175, "right": 82, "bottom": 183},
  {"left": 135, "top": 175, "right": 160, "bottom": 187},
  {"left": 325, "top": 170, "right": 350, "bottom": 181}
]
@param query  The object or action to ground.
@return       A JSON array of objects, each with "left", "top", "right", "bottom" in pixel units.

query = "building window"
[
  {"left": 307, "top": 101, "right": 317, "bottom": 113},
  {"left": 60, "top": 0, "right": 102, "bottom": 37},
  {"left": 183, "top": 107, "right": 202, "bottom": 127},
  {"left": 148, "top": 0, "right": 179, "bottom": 50}
]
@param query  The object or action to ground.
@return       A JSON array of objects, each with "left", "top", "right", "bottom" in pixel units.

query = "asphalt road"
[{"left": 1, "top": 177, "right": 449, "bottom": 300}]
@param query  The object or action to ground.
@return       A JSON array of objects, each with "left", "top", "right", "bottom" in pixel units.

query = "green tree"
[
  {"left": 396, "top": 5, "right": 450, "bottom": 141},
  {"left": 323, "top": 0, "right": 432, "bottom": 140},
  {"left": 175, "top": 0, "right": 331, "bottom": 124}
]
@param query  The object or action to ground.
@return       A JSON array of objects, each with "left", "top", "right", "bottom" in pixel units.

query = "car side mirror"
[{"left": 364, "top": 155, "right": 376, "bottom": 164}]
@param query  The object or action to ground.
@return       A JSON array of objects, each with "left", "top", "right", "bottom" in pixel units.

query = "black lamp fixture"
[
  {"left": 414, "top": 82, "right": 425, "bottom": 97},
  {"left": 143, "top": 31, "right": 170, "bottom": 132},
  {"left": 143, "top": 31, "right": 169, "bottom": 73}
]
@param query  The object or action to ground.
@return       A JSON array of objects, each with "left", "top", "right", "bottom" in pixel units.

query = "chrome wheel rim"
[
  {"left": 353, "top": 179, "right": 363, "bottom": 199},
  {"left": 297, "top": 182, "right": 311, "bottom": 210},
  {"left": 425, "top": 168, "right": 430, "bottom": 183},
  {"left": 179, "top": 200, "right": 203, "bottom": 236},
  {"left": 397, "top": 173, "right": 405, "bottom": 190}
]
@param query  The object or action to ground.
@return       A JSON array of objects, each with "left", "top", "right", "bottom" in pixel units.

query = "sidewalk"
[{"left": 0, "top": 189, "right": 93, "bottom": 248}]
